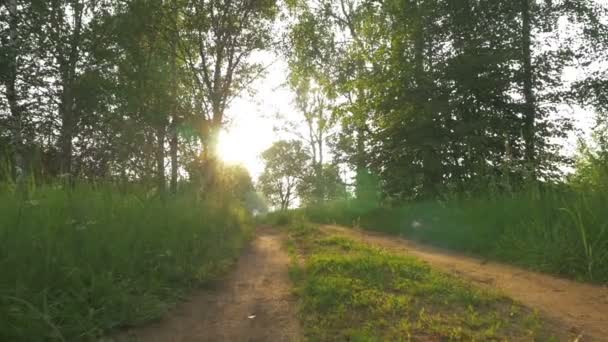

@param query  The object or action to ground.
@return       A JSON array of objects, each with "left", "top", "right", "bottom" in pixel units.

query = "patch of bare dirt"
[
  {"left": 322, "top": 225, "right": 608, "bottom": 342},
  {"left": 115, "top": 227, "right": 301, "bottom": 342}
]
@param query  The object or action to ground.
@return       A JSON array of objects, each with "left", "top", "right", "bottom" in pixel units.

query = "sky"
[{"left": 217, "top": 52, "right": 298, "bottom": 180}]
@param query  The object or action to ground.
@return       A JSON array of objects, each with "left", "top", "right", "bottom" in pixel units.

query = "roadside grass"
[
  {"left": 301, "top": 186, "right": 608, "bottom": 284},
  {"left": 0, "top": 183, "right": 252, "bottom": 341},
  {"left": 285, "top": 221, "right": 557, "bottom": 341}
]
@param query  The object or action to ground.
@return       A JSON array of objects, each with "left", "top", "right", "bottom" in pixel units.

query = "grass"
[
  {"left": 285, "top": 221, "right": 557, "bottom": 341},
  {"left": 0, "top": 183, "right": 252, "bottom": 341},
  {"left": 299, "top": 186, "right": 608, "bottom": 284}
]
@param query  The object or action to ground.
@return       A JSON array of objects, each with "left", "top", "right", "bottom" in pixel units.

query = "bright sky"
[{"left": 218, "top": 53, "right": 297, "bottom": 180}]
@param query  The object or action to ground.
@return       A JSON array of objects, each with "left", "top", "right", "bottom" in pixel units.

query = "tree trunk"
[
  {"left": 521, "top": 0, "right": 536, "bottom": 174},
  {"left": 156, "top": 126, "right": 166, "bottom": 197},
  {"left": 59, "top": 86, "right": 75, "bottom": 177},
  {"left": 354, "top": 85, "right": 368, "bottom": 200},
  {"left": 413, "top": 14, "right": 433, "bottom": 197},
  {"left": 57, "top": 1, "right": 83, "bottom": 180},
  {"left": 412, "top": 6, "right": 441, "bottom": 198},
  {"left": 5, "top": 0, "right": 25, "bottom": 185},
  {"left": 170, "top": 119, "right": 178, "bottom": 194},
  {"left": 282, "top": 184, "right": 291, "bottom": 210},
  {"left": 317, "top": 129, "right": 324, "bottom": 200},
  {"left": 169, "top": 40, "right": 179, "bottom": 194}
]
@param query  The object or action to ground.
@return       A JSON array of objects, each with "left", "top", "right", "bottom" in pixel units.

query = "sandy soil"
[
  {"left": 115, "top": 227, "right": 301, "bottom": 342},
  {"left": 322, "top": 225, "right": 608, "bottom": 341}
]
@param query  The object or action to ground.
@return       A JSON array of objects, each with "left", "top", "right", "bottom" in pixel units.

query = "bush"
[{"left": 258, "top": 209, "right": 307, "bottom": 226}]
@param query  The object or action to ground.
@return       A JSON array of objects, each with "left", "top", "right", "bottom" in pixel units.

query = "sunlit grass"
[
  {"left": 285, "top": 222, "right": 555, "bottom": 341},
  {"left": 0, "top": 183, "right": 252, "bottom": 341}
]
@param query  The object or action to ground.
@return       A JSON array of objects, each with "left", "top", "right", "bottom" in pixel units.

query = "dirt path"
[
  {"left": 117, "top": 227, "right": 300, "bottom": 342},
  {"left": 323, "top": 225, "right": 608, "bottom": 341}
]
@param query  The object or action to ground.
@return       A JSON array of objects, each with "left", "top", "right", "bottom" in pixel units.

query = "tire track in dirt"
[
  {"left": 116, "top": 227, "right": 301, "bottom": 342},
  {"left": 322, "top": 225, "right": 608, "bottom": 341}
]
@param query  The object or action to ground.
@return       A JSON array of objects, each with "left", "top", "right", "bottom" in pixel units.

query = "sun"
[
  {"left": 216, "top": 121, "right": 274, "bottom": 180},
  {"left": 215, "top": 58, "right": 297, "bottom": 180},
  {"left": 217, "top": 130, "right": 244, "bottom": 164}
]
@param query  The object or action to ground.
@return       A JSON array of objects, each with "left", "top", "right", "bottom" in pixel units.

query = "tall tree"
[
  {"left": 1, "top": 0, "right": 23, "bottom": 182},
  {"left": 521, "top": 0, "right": 536, "bottom": 170},
  {"left": 46, "top": 0, "right": 87, "bottom": 177},
  {"left": 285, "top": 0, "right": 376, "bottom": 199},
  {"left": 290, "top": 78, "right": 334, "bottom": 201},
  {"left": 259, "top": 140, "right": 309, "bottom": 210},
  {"left": 180, "top": 0, "right": 277, "bottom": 189}
]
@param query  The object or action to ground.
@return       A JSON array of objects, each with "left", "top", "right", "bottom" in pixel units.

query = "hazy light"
[{"left": 217, "top": 54, "right": 297, "bottom": 180}]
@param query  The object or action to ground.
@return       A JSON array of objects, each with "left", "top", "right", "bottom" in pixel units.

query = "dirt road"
[
  {"left": 117, "top": 228, "right": 300, "bottom": 342},
  {"left": 323, "top": 225, "right": 608, "bottom": 341}
]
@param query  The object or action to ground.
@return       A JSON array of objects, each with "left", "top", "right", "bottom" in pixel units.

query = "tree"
[
  {"left": 259, "top": 140, "right": 309, "bottom": 210},
  {"left": 1, "top": 0, "right": 23, "bottom": 183},
  {"left": 42, "top": 0, "right": 91, "bottom": 178},
  {"left": 0, "top": 0, "right": 50, "bottom": 184},
  {"left": 571, "top": 111, "right": 608, "bottom": 191},
  {"left": 285, "top": 0, "right": 376, "bottom": 200},
  {"left": 277, "top": 77, "right": 335, "bottom": 202},
  {"left": 298, "top": 163, "right": 347, "bottom": 204},
  {"left": 286, "top": 0, "right": 608, "bottom": 200},
  {"left": 179, "top": 0, "right": 277, "bottom": 189}
]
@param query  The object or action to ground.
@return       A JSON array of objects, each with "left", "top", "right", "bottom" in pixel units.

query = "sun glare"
[
  {"left": 217, "top": 131, "right": 244, "bottom": 164},
  {"left": 215, "top": 57, "right": 297, "bottom": 180},
  {"left": 217, "top": 117, "right": 275, "bottom": 180}
]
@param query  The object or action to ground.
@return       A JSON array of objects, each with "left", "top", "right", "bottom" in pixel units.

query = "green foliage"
[
  {"left": 258, "top": 208, "right": 306, "bottom": 226},
  {"left": 259, "top": 140, "right": 310, "bottom": 210},
  {"left": 0, "top": 0, "right": 279, "bottom": 185},
  {"left": 571, "top": 114, "right": 608, "bottom": 192},
  {"left": 298, "top": 164, "right": 348, "bottom": 205},
  {"left": 302, "top": 186, "right": 608, "bottom": 283},
  {"left": 287, "top": 228, "right": 553, "bottom": 341},
  {"left": 0, "top": 183, "right": 252, "bottom": 341},
  {"left": 285, "top": 0, "right": 608, "bottom": 200}
]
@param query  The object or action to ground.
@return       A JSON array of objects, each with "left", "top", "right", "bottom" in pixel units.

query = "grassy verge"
[
  {"left": 0, "top": 184, "right": 252, "bottom": 341},
  {"left": 285, "top": 221, "right": 557, "bottom": 341},
  {"left": 300, "top": 187, "right": 608, "bottom": 284}
]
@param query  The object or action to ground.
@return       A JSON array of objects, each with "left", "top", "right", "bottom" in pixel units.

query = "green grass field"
[
  {"left": 295, "top": 186, "right": 608, "bottom": 284},
  {"left": 285, "top": 221, "right": 557, "bottom": 341},
  {"left": 0, "top": 184, "right": 252, "bottom": 341}
]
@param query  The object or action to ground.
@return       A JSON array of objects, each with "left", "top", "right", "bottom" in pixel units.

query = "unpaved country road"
[
  {"left": 117, "top": 227, "right": 301, "bottom": 342},
  {"left": 323, "top": 225, "right": 608, "bottom": 341}
]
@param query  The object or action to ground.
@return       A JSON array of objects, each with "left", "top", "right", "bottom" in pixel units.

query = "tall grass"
[
  {"left": 301, "top": 186, "right": 608, "bottom": 284},
  {"left": 0, "top": 183, "right": 252, "bottom": 341}
]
